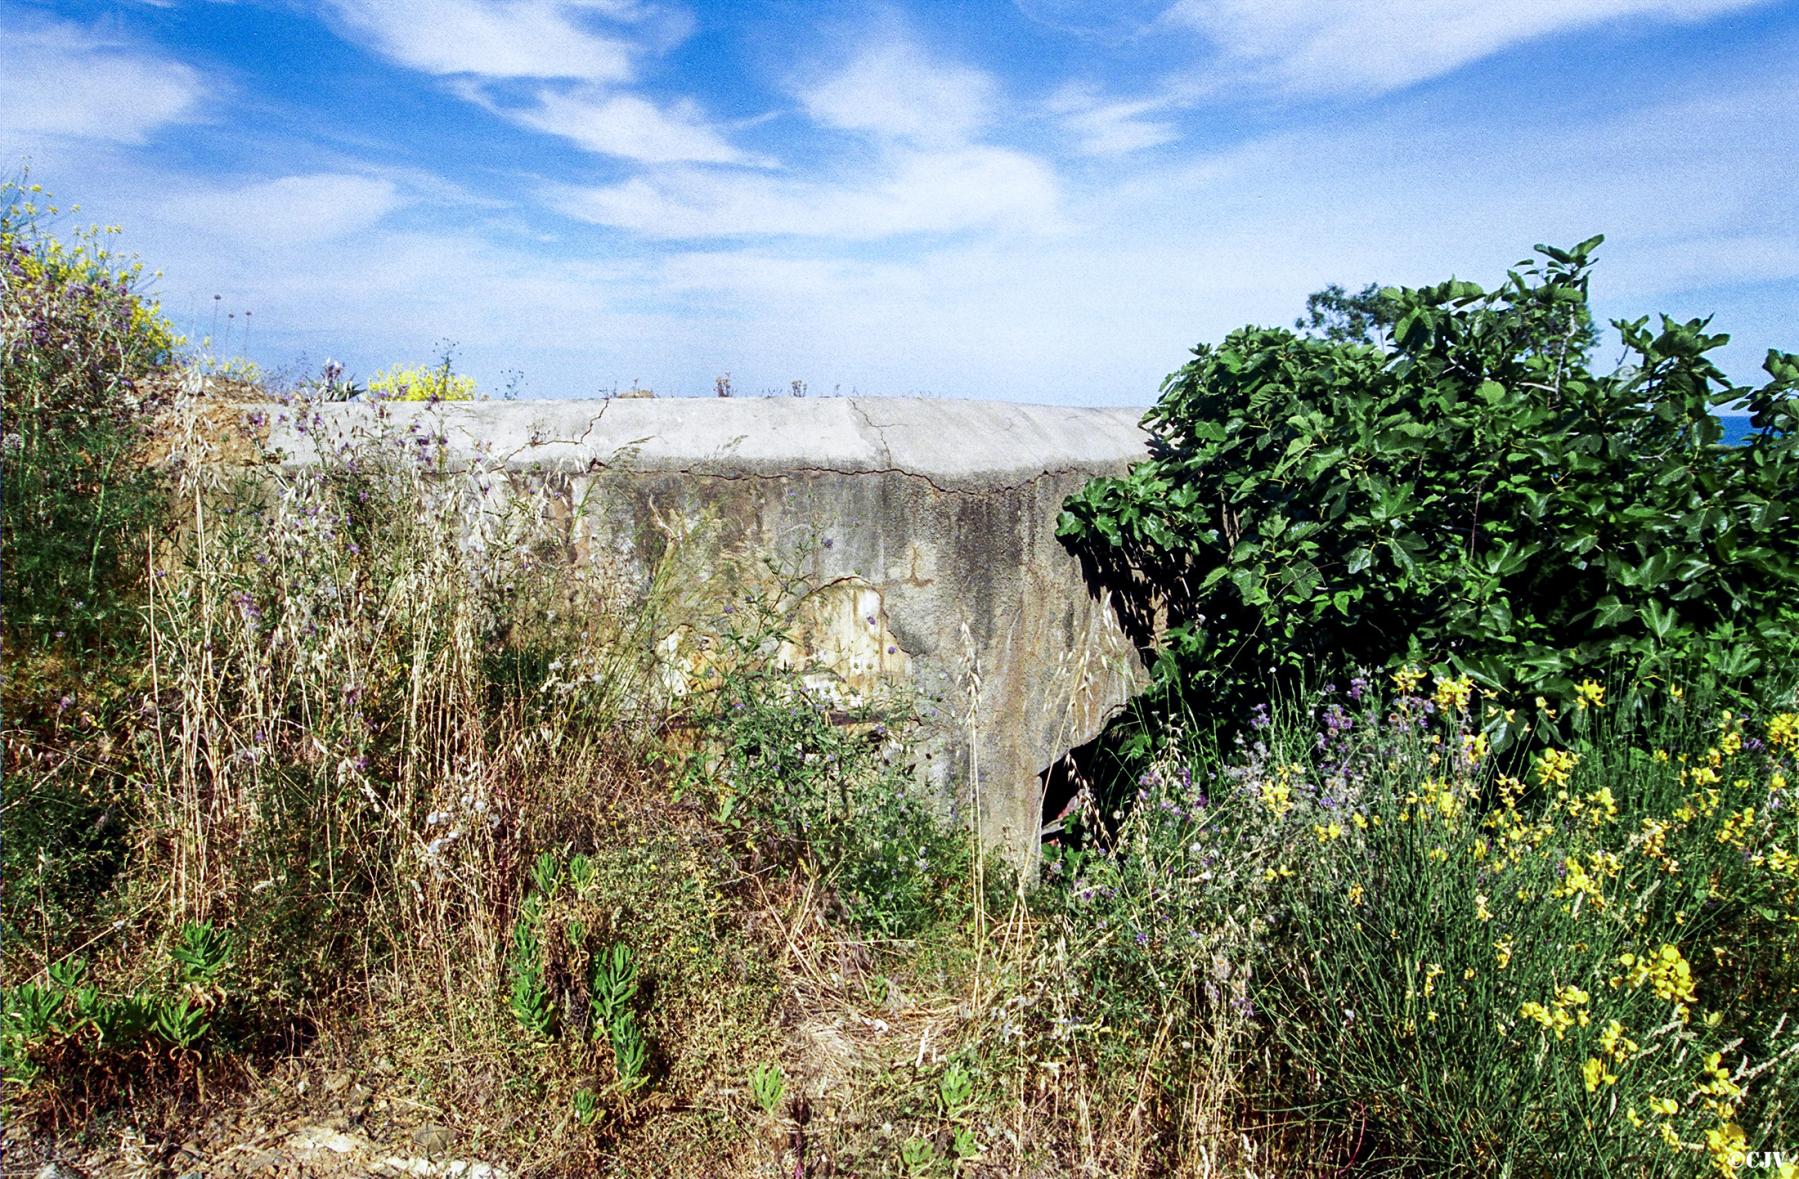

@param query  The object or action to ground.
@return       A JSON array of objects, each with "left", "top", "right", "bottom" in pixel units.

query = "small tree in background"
[
  {"left": 1293, "top": 280, "right": 1400, "bottom": 344},
  {"left": 1059, "top": 236, "right": 1798, "bottom": 739}
]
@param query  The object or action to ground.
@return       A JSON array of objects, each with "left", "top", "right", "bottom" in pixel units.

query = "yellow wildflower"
[
  {"left": 1614, "top": 945, "right": 1697, "bottom": 1018},
  {"left": 1433, "top": 675, "right": 1474, "bottom": 713},
  {"left": 1554, "top": 854, "right": 1607, "bottom": 909},
  {"left": 1535, "top": 748, "right": 1580, "bottom": 789},
  {"left": 1575, "top": 679, "right": 1605, "bottom": 709},
  {"left": 1718, "top": 807, "right": 1756, "bottom": 848},
  {"left": 1705, "top": 1122, "right": 1748, "bottom": 1175},
  {"left": 1261, "top": 776, "right": 1293, "bottom": 816},
  {"left": 1698, "top": 1051, "right": 1740, "bottom": 1101},
  {"left": 1598, "top": 1019, "right": 1638, "bottom": 1062}
]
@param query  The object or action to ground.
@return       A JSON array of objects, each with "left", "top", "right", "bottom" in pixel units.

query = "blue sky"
[{"left": 3, "top": 0, "right": 1795, "bottom": 403}]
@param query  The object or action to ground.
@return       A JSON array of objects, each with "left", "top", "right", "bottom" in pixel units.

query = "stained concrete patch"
[{"left": 251, "top": 396, "right": 1152, "bottom": 865}]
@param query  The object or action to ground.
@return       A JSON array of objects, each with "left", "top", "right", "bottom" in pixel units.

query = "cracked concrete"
[{"left": 258, "top": 396, "right": 1152, "bottom": 866}]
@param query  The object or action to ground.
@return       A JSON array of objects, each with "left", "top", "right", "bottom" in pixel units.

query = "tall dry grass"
[{"left": 136, "top": 392, "right": 687, "bottom": 1028}]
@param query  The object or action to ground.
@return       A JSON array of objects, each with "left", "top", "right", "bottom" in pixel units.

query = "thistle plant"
[
  {"left": 567, "top": 853, "right": 595, "bottom": 896},
  {"left": 508, "top": 913, "right": 553, "bottom": 1040},
  {"left": 899, "top": 1136, "right": 937, "bottom": 1177},
  {"left": 171, "top": 921, "right": 233, "bottom": 989},
  {"left": 589, "top": 944, "right": 648, "bottom": 1093},
  {"left": 589, "top": 944, "right": 638, "bottom": 1037},
  {"left": 749, "top": 1061, "right": 785, "bottom": 1116},
  {"left": 530, "top": 851, "right": 564, "bottom": 900},
  {"left": 152, "top": 995, "right": 211, "bottom": 1050},
  {"left": 608, "top": 1015, "right": 649, "bottom": 1094},
  {"left": 937, "top": 1063, "right": 975, "bottom": 1119}
]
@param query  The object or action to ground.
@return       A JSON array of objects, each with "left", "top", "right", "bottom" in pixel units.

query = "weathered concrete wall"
[{"left": 260, "top": 396, "right": 1151, "bottom": 865}]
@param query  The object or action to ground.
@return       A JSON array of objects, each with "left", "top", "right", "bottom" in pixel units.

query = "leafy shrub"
[
  {"left": 1, "top": 180, "right": 174, "bottom": 647},
  {"left": 683, "top": 575, "right": 977, "bottom": 939},
  {"left": 1058, "top": 238, "right": 1799, "bottom": 731},
  {"left": 1, "top": 181, "right": 172, "bottom": 970},
  {"left": 1043, "top": 673, "right": 1799, "bottom": 1174}
]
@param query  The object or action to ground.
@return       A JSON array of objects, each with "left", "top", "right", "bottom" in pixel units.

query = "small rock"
[
  {"left": 323, "top": 1070, "right": 354, "bottom": 1095},
  {"left": 411, "top": 1124, "right": 454, "bottom": 1154},
  {"left": 443, "top": 1163, "right": 505, "bottom": 1179},
  {"left": 35, "top": 1164, "right": 84, "bottom": 1179},
  {"left": 289, "top": 1124, "right": 361, "bottom": 1154}
]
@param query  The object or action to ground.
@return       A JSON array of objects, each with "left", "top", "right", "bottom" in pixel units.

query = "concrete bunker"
[{"left": 258, "top": 395, "right": 1152, "bottom": 867}]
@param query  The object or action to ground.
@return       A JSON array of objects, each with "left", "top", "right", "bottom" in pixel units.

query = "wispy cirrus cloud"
[
  {"left": 0, "top": 14, "right": 204, "bottom": 146},
  {"left": 322, "top": 0, "right": 762, "bottom": 166},
  {"left": 546, "top": 27, "right": 1063, "bottom": 240},
  {"left": 159, "top": 173, "right": 407, "bottom": 247},
  {"left": 1046, "top": 84, "right": 1180, "bottom": 156},
  {"left": 462, "top": 83, "right": 766, "bottom": 166},
  {"left": 1163, "top": 0, "right": 1775, "bottom": 94},
  {"left": 318, "top": 0, "right": 651, "bottom": 81},
  {"left": 13, "top": 0, "right": 1790, "bottom": 407},
  {"left": 796, "top": 36, "right": 997, "bottom": 146},
  {"left": 549, "top": 144, "right": 1062, "bottom": 239}
]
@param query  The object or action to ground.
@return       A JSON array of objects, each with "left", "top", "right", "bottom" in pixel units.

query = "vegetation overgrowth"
[
  {"left": 1058, "top": 237, "right": 1799, "bottom": 739},
  {"left": 4, "top": 185, "right": 1796, "bottom": 1176}
]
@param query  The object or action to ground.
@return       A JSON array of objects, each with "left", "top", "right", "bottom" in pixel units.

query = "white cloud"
[
  {"left": 1012, "top": 0, "right": 1174, "bottom": 42},
  {"left": 550, "top": 145, "right": 1063, "bottom": 239},
  {"left": 325, "top": 2, "right": 748, "bottom": 166},
  {"left": 0, "top": 18, "right": 204, "bottom": 145},
  {"left": 542, "top": 64, "right": 1798, "bottom": 398},
  {"left": 25, "top": 17, "right": 1790, "bottom": 405},
  {"left": 1047, "top": 85, "right": 1179, "bottom": 156},
  {"left": 505, "top": 87, "right": 764, "bottom": 165},
  {"left": 1163, "top": 0, "right": 1772, "bottom": 93},
  {"left": 798, "top": 37, "right": 998, "bottom": 146},
  {"left": 320, "top": 0, "right": 642, "bottom": 80},
  {"left": 161, "top": 174, "right": 406, "bottom": 246}
]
